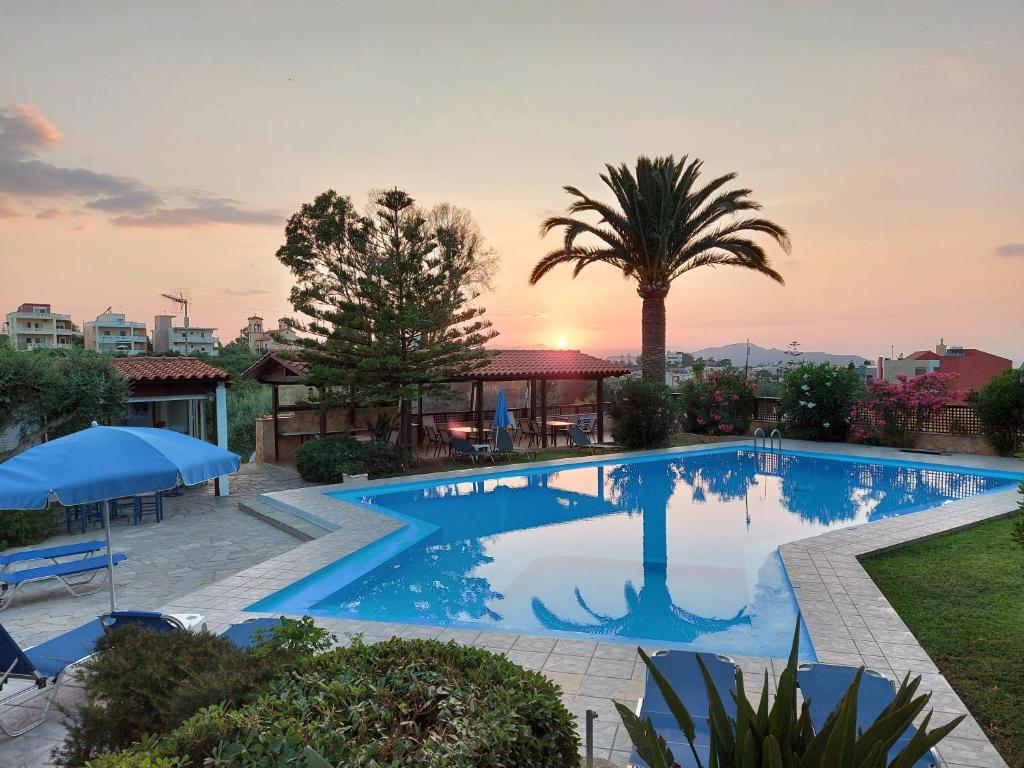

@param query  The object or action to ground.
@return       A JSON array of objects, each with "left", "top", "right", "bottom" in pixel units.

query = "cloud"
[
  {"left": 0, "top": 200, "right": 24, "bottom": 220},
  {"left": 995, "top": 243, "right": 1024, "bottom": 257},
  {"left": 222, "top": 288, "right": 271, "bottom": 297},
  {"left": 0, "top": 103, "right": 281, "bottom": 228},
  {"left": 35, "top": 207, "right": 84, "bottom": 219},
  {"left": 111, "top": 197, "right": 281, "bottom": 228},
  {"left": 72, "top": 222, "right": 94, "bottom": 234}
]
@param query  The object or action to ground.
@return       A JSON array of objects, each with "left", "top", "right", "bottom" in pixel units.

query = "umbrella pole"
[{"left": 104, "top": 500, "right": 117, "bottom": 612}]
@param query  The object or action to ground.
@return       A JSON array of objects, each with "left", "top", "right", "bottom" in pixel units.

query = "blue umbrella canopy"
[
  {"left": 493, "top": 388, "right": 512, "bottom": 429},
  {"left": 0, "top": 425, "right": 240, "bottom": 510}
]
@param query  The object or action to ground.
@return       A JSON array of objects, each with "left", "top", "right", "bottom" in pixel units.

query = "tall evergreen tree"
[{"left": 276, "top": 188, "right": 496, "bottom": 447}]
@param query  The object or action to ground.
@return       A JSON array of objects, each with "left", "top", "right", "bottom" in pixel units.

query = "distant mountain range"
[{"left": 690, "top": 343, "right": 871, "bottom": 368}]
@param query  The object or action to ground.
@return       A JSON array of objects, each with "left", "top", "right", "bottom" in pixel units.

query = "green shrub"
[
  {"left": 0, "top": 508, "right": 58, "bottom": 550},
  {"left": 618, "top": 620, "right": 963, "bottom": 768},
  {"left": 970, "top": 369, "right": 1024, "bottom": 456},
  {"left": 608, "top": 378, "right": 679, "bottom": 449},
  {"left": 779, "top": 363, "right": 862, "bottom": 441},
  {"left": 294, "top": 435, "right": 410, "bottom": 482},
  {"left": 226, "top": 381, "right": 271, "bottom": 459},
  {"left": 676, "top": 369, "right": 756, "bottom": 436},
  {"left": 87, "top": 637, "right": 580, "bottom": 768},
  {"left": 58, "top": 617, "right": 332, "bottom": 767},
  {"left": 293, "top": 435, "right": 364, "bottom": 482}
]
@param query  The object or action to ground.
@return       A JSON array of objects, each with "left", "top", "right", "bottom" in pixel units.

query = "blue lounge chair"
[
  {"left": 450, "top": 436, "right": 497, "bottom": 464},
  {"left": 0, "top": 552, "right": 127, "bottom": 611},
  {"left": 98, "top": 612, "right": 282, "bottom": 649},
  {"left": 0, "top": 540, "right": 108, "bottom": 570},
  {"left": 218, "top": 617, "right": 284, "bottom": 649},
  {"left": 494, "top": 427, "right": 536, "bottom": 461},
  {"left": 629, "top": 651, "right": 737, "bottom": 768},
  {"left": 0, "top": 620, "right": 105, "bottom": 736},
  {"left": 568, "top": 425, "right": 619, "bottom": 454},
  {"left": 797, "top": 663, "right": 938, "bottom": 768}
]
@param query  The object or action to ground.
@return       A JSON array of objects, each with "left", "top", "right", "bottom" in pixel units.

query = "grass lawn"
[{"left": 861, "top": 514, "right": 1024, "bottom": 766}]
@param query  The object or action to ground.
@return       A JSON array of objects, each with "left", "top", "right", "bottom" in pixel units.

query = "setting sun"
[{"left": 554, "top": 335, "right": 568, "bottom": 349}]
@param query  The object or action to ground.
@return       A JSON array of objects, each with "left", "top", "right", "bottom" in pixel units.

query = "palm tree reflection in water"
[{"left": 531, "top": 458, "right": 750, "bottom": 642}]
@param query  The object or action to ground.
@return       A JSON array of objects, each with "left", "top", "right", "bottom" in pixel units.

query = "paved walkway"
[{"left": 0, "top": 464, "right": 309, "bottom": 767}]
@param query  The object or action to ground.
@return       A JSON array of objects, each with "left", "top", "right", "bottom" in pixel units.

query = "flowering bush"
[
  {"left": 779, "top": 363, "right": 863, "bottom": 441},
  {"left": 969, "top": 369, "right": 1024, "bottom": 456},
  {"left": 851, "top": 372, "right": 959, "bottom": 448},
  {"left": 677, "top": 369, "right": 757, "bottom": 437}
]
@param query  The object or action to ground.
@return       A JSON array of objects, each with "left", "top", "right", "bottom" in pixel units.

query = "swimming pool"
[{"left": 249, "top": 447, "right": 1020, "bottom": 658}]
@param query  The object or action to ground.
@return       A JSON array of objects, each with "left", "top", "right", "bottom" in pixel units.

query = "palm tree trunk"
[{"left": 639, "top": 287, "right": 668, "bottom": 383}]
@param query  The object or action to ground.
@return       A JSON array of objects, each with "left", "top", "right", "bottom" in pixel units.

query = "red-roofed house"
[
  {"left": 111, "top": 356, "right": 233, "bottom": 493},
  {"left": 878, "top": 340, "right": 1012, "bottom": 400}
]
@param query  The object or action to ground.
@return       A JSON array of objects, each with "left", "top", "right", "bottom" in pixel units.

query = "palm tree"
[{"left": 531, "top": 155, "right": 790, "bottom": 382}]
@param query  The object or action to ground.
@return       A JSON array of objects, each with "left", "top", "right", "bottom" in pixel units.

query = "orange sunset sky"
[{"left": 1, "top": 2, "right": 1022, "bottom": 363}]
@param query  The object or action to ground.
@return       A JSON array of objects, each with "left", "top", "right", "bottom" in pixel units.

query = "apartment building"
[
  {"left": 878, "top": 339, "right": 1011, "bottom": 399},
  {"left": 83, "top": 309, "right": 148, "bottom": 355},
  {"left": 153, "top": 314, "right": 220, "bottom": 357},
  {"left": 3, "top": 303, "right": 82, "bottom": 350}
]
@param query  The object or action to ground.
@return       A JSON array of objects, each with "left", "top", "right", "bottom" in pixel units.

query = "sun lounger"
[
  {"left": 218, "top": 617, "right": 284, "bottom": 649},
  {"left": 495, "top": 427, "right": 536, "bottom": 461},
  {"left": 0, "top": 540, "right": 108, "bottom": 571},
  {"left": 449, "top": 436, "right": 498, "bottom": 464},
  {"left": 568, "top": 426, "right": 620, "bottom": 453},
  {"left": 0, "top": 620, "right": 105, "bottom": 736},
  {"left": 0, "top": 553, "right": 127, "bottom": 611},
  {"left": 629, "top": 650, "right": 737, "bottom": 768},
  {"left": 797, "top": 663, "right": 938, "bottom": 768}
]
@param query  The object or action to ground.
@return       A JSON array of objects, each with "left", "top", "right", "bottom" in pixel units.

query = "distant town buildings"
[
  {"left": 3, "top": 303, "right": 81, "bottom": 350},
  {"left": 878, "top": 340, "right": 1011, "bottom": 398},
  {"left": 244, "top": 315, "right": 297, "bottom": 354},
  {"left": 83, "top": 308, "right": 148, "bottom": 355},
  {"left": 153, "top": 314, "right": 221, "bottom": 357}
]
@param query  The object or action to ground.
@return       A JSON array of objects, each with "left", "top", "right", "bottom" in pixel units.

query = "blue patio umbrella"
[
  {"left": 0, "top": 425, "right": 240, "bottom": 610},
  {"left": 493, "top": 388, "right": 512, "bottom": 429}
]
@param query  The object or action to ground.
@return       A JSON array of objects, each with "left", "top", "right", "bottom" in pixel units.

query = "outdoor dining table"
[{"left": 545, "top": 419, "right": 575, "bottom": 445}]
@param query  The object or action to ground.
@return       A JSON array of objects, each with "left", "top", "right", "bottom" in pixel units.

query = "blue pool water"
[{"left": 250, "top": 448, "right": 1019, "bottom": 658}]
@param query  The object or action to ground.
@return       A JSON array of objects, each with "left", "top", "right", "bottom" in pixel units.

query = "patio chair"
[
  {"left": 628, "top": 650, "right": 738, "bottom": 768},
  {"left": 495, "top": 427, "right": 536, "bottom": 461},
  {"left": 797, "top": 663, "right": 938, "bottom": 768},
  {"left": 523, "top": 420, "right": 542, "bottom": 448},
  {"left": 0, "top": 619, "right": 106, "bottom": 736},
  {"left": 449, "top": 436, "right": 498, "bottom": 464},
  {"left": 0, "top": 551, "right": 127, "bottom": 611},
  {"left": 576, "top": 414, "right": 598, "bottom": 436},
  {"left": 423, "top": 424, "right": 445, "bottom": 457},
  {"left": 65, "top": 502, "right": 104, "bottom": 534}
]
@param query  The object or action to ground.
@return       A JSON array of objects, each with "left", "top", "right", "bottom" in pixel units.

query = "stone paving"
[{"left": 3, "top": 443, "right": 1022, "bottom": 767}]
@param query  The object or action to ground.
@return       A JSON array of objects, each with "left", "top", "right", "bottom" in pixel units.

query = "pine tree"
[{"left": 276, "top": 188, "right": 496, "bottom": 447}]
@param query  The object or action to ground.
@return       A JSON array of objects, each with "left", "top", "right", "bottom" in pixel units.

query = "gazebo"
[{"left": 243, "top": 349, "right": 631, "bottom": 460}]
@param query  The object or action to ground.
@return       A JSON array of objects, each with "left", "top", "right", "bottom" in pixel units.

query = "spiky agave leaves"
[{"left": 616, "top": 617, "right": 965, "bottom": 768}]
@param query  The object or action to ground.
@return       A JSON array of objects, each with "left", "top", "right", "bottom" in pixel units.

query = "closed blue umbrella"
[
  {"left": 493, "top": 388, "right": 512, "bottom": 429},
  {"left": 0, "top": 425, "right": 240, "bottom": 610}
]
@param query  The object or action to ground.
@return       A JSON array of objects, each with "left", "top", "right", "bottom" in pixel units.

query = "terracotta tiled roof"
[
  {"left": 111, "top": 356, "right": 232, "bottom": 382},
  {"left": 241, "top": 352, "right": 309, "bottom": 380},
  {"left": 243, "top": 349, "right": 629, "bottom": 382},
  {"left": 463, "top": 349, "right": 632, "bottom": 380}
]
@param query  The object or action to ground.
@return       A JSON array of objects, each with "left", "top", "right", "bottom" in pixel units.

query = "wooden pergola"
[{"left": 243, "top": 349, "right": 631, "bottom": 451}]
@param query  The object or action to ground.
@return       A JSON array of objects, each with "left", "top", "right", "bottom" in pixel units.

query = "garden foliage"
[
  {"left": 609, "top": 378, "right": 679, "bottom": 449},
  {"left": 676, "top": 369, "right": 756, "bottom": 436},
  {"left": 58, "top": 618, "right": 332, "bottom": 767},
  {"left": 0, "top": 508, "right": 58, "bottom": 550},
  {"left": 779, "top": 363, "right": 862, "bottom": 441},
  {"left": 970, "top": 368, "right": 1024, "bottom": 456},
  {"left": 617, "top": 620, "right": 963, "bottom": 768},
  {"left": 84, "top": 637, "right": 580, "bottom": 768},
  {"left": 294, "top": 434, "right": 409, "bottom": 482},
  {"left": 851, "top": 372, "right": 958, "bottom": 448}
]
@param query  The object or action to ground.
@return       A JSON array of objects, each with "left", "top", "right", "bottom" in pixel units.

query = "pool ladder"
[{"left": 753, "top": 427, "right": 782, "bottom": 452}]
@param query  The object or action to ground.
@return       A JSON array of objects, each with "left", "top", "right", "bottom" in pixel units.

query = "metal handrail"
[
  {"left": 770, "top": 428, "right": 782, "bottom": 452},
  {"left": 753, "top": 427, "right": 766, "bottom": 451}
]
